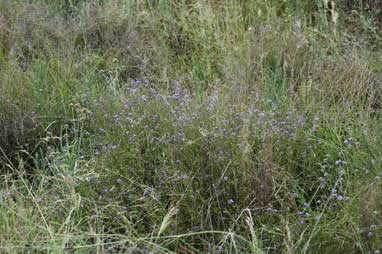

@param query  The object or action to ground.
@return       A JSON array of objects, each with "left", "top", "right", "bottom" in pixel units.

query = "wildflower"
[
  {"left": 319, "top": 177, "right": 325, "bottom": 183},
  {"left": 367, "top": 231, "right": 373, "bottom": 238},
  {"left": 143, "top": 187, "right": 153, "bottom": 196},
  {"left": 227, "top": 199, "right": 234, "bottom": 205},
  {"left": 116, "top": 178, "right": 123, "bottom": 184},
  {"left": 223, "top": 176, "right": 228, "bottom": 181},
  {"left": 303, "top": 202, "right": 310, "bottom": 208},
  {"left": 336, "top": 195, "right": 344, "bottom": 201}
]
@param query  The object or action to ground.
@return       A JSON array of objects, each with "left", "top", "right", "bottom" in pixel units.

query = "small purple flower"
[
  {"left": 292, "top": 193, "right": 299, "bottom": 198},
  {"left": 337, "top": 195, "right": 344, "bottom": 201},
  {"left": 319, "top": 177, "right": 325, "bottom": 183},
  {"left": 367, "top": 231, "right": 373, "bottom": 238},
  {"left": 143, "top": 187, "right": 153, "bottom": 196},
  {"left": 116, "top": 178, "right": 123, "bottom": 184},
  {"left": 297, "top": 116, "right": 303, "bottom": 127},
  {"left": 223, "top": 176, "right": 228, "bottom": 181},
  {"left": 103, "top": 188, "right": 109, "bottom": 193},
  {"left": 303, "top": 202, "right": 310, "bottom": 208}
]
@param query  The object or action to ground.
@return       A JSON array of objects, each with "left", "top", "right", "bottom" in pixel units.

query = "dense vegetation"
[{"left": 1, "top": 1, "right": 382, "bottom": 253}]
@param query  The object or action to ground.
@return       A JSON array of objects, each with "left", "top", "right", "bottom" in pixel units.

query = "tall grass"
[{"left": 1, "top": 0, "right": 382, "bottom": 253}]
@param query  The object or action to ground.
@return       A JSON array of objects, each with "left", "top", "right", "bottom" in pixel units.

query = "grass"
[{"left": 1, "top": 0, "right": 382, "bottom": 253}]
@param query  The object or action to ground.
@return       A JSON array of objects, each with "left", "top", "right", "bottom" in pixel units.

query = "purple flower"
[
  {"left": 116, "top": 178, "right": 123, "bottom": 184},
  {"left": 303, "top": 202, "right": 310, "bottom": 208},
  {"left": 143, "top": 187, "right": 153, "bottom": 196},
  {"left": 297, "top": 116, "right": 303, "bottom": 127},
  {"left": 367, "top": 231, "right": 373, "bottom": 238},
  {"left": 337, "top": 195, "right": 344, "bottom": 201}
]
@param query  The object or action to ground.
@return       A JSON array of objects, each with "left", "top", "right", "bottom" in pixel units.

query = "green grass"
[{"left": 1, "top": 0, "right": 382, "bottom": 253}]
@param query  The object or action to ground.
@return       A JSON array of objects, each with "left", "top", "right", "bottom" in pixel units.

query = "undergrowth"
[{"left": 1, "top": 1, "right": 382, "bottom": 253}]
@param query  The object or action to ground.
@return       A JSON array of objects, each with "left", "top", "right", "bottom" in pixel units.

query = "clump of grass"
[{"left": 1, "top": 0, "right": 382, "bottom": 253}]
